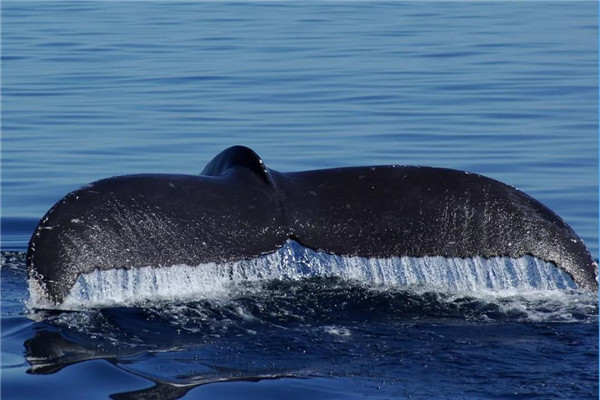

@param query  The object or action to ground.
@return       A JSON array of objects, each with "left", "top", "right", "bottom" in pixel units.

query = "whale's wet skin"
[
  {"left": 25, "top": 145, "right": 599, "bottom": 306},
  {"left": 2, "top": 250, "right": 598, "bottom": 399}
]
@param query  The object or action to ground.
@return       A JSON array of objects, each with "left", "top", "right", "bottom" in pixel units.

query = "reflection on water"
[
  {"left": 0, "top": 247, "right": 595, "bottom": 399},
  {"left": 20, "top": 274, "right": 598, "bottom": 399},
  {"left": 25, "top": 330, "right": 291, "bottom": 400}
]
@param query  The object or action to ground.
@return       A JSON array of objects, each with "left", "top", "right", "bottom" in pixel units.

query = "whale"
[{"left": 27, "top": 145, "right": 598, "bottom": 305}]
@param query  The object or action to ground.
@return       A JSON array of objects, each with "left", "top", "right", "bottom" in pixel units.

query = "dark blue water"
[{"left": 2, "top": 1, "right": 598, "bottom": 399}]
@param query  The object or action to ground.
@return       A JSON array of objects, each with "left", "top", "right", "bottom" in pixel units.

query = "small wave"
[
  {"left": 1, "top": 251, "right": 27, "bottom": 272},
  {"left": 28, "top": 240, "right": 580, "bottom": 310}
]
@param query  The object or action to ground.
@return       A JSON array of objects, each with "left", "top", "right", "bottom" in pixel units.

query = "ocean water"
[{"left": 1, "top": 1, "right": 598, "bottom": 399}]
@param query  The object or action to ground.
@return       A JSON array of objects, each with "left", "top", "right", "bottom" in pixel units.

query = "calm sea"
[{"left": 1, "top": 2, "right": 598, "bottom": 399}]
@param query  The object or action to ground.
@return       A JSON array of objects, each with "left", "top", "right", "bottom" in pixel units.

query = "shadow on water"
[{"left": 25, "top": 328, "right": 293, "bottom": 399}]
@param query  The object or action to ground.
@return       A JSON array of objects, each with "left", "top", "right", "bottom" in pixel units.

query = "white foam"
[{"left": 30, "top": 240, "right": 578, "bottom": 310}]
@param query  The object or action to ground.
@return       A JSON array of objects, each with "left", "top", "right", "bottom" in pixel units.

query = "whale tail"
[{"left": 27, "top": 146, "right": 598, "bottom": 306}]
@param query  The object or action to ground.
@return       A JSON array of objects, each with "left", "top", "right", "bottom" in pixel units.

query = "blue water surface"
[{"left": 1, "top": 1, "right": 598, "bottom": 399}]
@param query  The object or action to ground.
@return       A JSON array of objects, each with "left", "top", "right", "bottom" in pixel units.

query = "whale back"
[{"left": 201, "top": 145, "right": 274, "bottom": 186}]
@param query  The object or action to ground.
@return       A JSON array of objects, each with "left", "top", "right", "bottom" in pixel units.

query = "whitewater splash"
[{"left": 28, "top": 240, "right": 578, "bottom": 310}]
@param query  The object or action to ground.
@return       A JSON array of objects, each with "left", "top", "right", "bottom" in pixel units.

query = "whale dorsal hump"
[{"left": 201, "top": 145, "right": 273, "bottom": 185}]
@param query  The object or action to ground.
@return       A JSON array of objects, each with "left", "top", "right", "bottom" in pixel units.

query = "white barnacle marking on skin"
[
  {"left": 71, "top": 219, "right": 82, "bottom": 224},
  {"left": 309, "top": 191, "right": 318, "bottom": 197},
  {"left": 168, "top": 182, "right": 175, "bottom": 188}
]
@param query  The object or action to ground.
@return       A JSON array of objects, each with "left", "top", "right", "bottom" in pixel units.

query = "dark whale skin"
[{"left": 27, "top": 146, "right": 598, "bottom": 304}]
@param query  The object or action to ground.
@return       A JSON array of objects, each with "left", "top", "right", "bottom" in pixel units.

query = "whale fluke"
[{"left": 27, "top": 145, "right": 598, "bottom": 306}]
